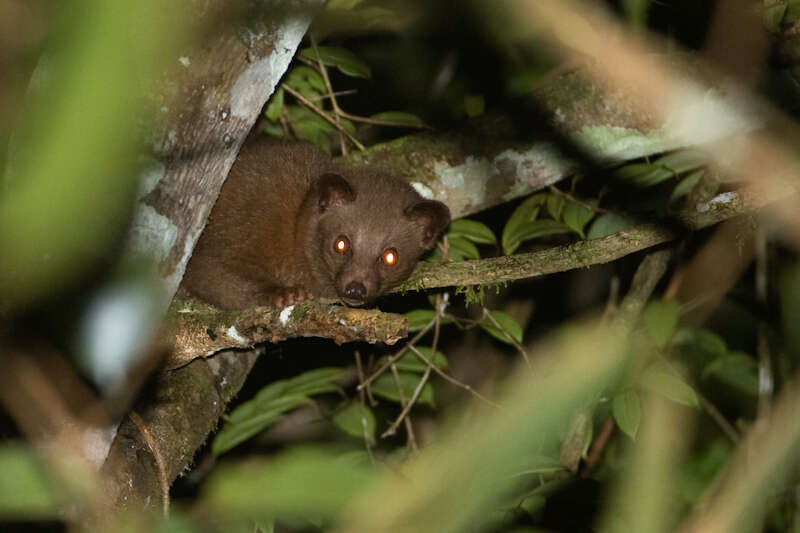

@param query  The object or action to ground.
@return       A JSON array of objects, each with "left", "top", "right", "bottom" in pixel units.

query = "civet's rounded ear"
[
  {"left": 404, "top": 200, "right": 451, "bottom": 249},
  {"left": 315, "top": 172, "right": 355, "bottom": 213}
]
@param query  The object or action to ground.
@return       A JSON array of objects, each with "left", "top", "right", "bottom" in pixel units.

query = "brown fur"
[{"left": 181, "top": 139, "right": 450, "bottom": 309}]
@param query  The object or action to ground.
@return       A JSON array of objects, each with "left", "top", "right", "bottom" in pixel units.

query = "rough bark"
[{"left": 101, "top": 348, "right": 259, "bottom": 513}]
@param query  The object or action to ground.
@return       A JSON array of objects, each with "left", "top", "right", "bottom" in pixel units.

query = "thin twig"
[
  {"left": 295, "top": 55, "right": 430, "bottom": 129},
  {"left": 698, "top": 395, "right": 741, "bottom": 444},
  {"left": 354, "top": 350, "right": 367, "bottom": 405},
  {"left": 382, "top": 366, "right": 433, "bottom": 438},
  {"left": 309, "top": 36, "right": 347, "bottom": 155},
  {"left": 482, "top": 307, "right": 532, "bottom": 369},
  {"left": 337, "top": 109, "right": 431, "bottom": 130},
  {"left": 357, "top": 320, "right": 436, "bottom": 391},
  {"left": 548, "top": 185, "right": 615, "bottom": 215},
  {"left": 281, "top": 83, "right": 366, "bottom": 150},
  {"left": 655, "top": 353, "right": 740, "bottom": 444},
  {"left": 309, "top": 89, "right": 358, "bottom": 101},
  {"left": 382, "top": 295, "right": 445, "bottom": 437},
  {"left": 389, "top": 363, "right": 418, "bottom": 452},
  {"left": 405, "top": 344, "right": 502, "bottom": 408}
]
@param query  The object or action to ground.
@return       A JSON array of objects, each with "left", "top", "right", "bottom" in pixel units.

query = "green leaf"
[
  {"left": 503, "top": 219, "right": 572, "bottom": 255},
  {"left": 480, "top": 310, "right": 524, "bottom": 345},
  {"left": 264, "top": 88, "right": 284, "bottom": 122},
  {"left": 654, "top": 149, "right": 708, "bottom": 174},
  {"left": 282, "top": 367, "right": 348, "bottom": 397},
  {"left": 214, "top": 395, "right": 313, "bottom": 454},
  {"left": 339, "top": 117, "right": 356, "bottom": 135},
  {"left": 672, "top": 327, "right": 728, "bottom": 362},
  {"left": 0, "top": 443, "right": 59, "bottom": 519},
  {"left": 369, "top": 111, "right": 425, "bottom": 127},
  {"left": 464, "top": 94, "right": 485, "bottom": 117},
  {"left": 204, "top": 446, "right": 374, "bottom": 521},
  {"left": 612, "top": 390, "right": 641, "bottom": 440},
  {"left": 372, "top": 372, "right": 435, "bottom": 406},
  {"left": 546, "top": 194, "right": 565, "bottom": 221},
  {"left": 215, "top": 368, "right": 347, "bottom": 453},
  {"left": 377, "top": 346, "right": 449, "bottom": 374},
  {"left": 285, "top": 66, "right": 326, "bottom": 99},
  {"left": 300, "top": 46, "right": 372, "bottom": 78},
  {"left": 251, "top": 367, "right": 346, "bottom": 407},
  {"left": 703, "top": 353, "right": 759, "bottom": 397},
  {"left": 332, "top": 402, "right": 376, "bottom": 443},
  {"left": 288, "top": 106, "right": 335, "bottom": 149},
  {"left": 641, "top": 364, "right": 699, "bottom": 408},
  {"left": 643, "top": 299, "right": 681, "bottom": 348},
  {"left": 447, "top": 235, "right": 480, "bottom": 261},
  {"left": 405, "top": 309, "right": 435, "bottom": 332},
  {"left": 614, "top": 162, "right": 674, "bottom": 187},
  {"left": 586, "top": 213, "right": 637, "bottom": 240},
  {"left": 562, "top": 200, "right": 596, "bottom": 238},
  {"left": 502, "top": 194, "right": 547, "bottom": 254},
  {"left": 670, "top": 169, "right": 704, "bottom": 202},
  {"left": 449, "top": 219, "right": 497, "bottom": 245}
]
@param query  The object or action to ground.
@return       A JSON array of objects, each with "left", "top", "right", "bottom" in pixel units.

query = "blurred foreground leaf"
[
  {"left": 0, "top": 443, "right": 59, "bottom": 519},
  {"left": 334, "top": 321, "right": 628, "bottom": 533},
  {"left": 204, "top": 446, "right": 375, "bottom": 523},
  {"left": 0, "top": 0, "right": 185, "bottom": 314}
]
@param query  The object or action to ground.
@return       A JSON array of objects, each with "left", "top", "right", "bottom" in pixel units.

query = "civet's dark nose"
[{"left": 344, "top": 281, "right": 366, "bottom": 302}]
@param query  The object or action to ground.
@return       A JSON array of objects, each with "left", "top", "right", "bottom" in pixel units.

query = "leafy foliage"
[{"left": 213, "top": 368, "right": 347, "bottom": 454}]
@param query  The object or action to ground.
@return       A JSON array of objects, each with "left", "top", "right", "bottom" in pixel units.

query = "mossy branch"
[
  {"left": 397, "top": 182, "right": 796, "bottom": 292},
  {"left": 167, "top": 299, "right": 408, "bottom": 368}
]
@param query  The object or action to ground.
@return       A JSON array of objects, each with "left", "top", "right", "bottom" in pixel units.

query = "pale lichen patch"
[
  {"left": 574, "top": 125, "right": 668, "bottom": 162},
  {"left": 226, "top": 326, "right": 246, "bottom": 343},
  {"left": 411, "top": 182, "right": 434, "bottom": 199},
  {"left": 279, "top": 305, "right": 295, "bottom": 325},
  {"left": 136, "top": 156, "right": 166, "bottom": 200},
  {"left": 697, "top": 191, "right": 738, "bottom": 213},
  {"left": 126, "top": 205, "right": 178, "bottom": 264}
]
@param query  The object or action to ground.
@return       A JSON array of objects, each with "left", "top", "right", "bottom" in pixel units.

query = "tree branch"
[
  {"left": 398, "top": 182, "right": 796, "bottom": 292},
  {"left": 167, "top": 299, "right": 408, "bottom": 368}
]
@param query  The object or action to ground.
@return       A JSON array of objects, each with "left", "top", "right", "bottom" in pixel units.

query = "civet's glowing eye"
[
  {"left": 334, "top": 236, "right": 349, "bottom": 253},
  {"left": 382, "top": 248, "right": 398, "bottom": 266}
]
